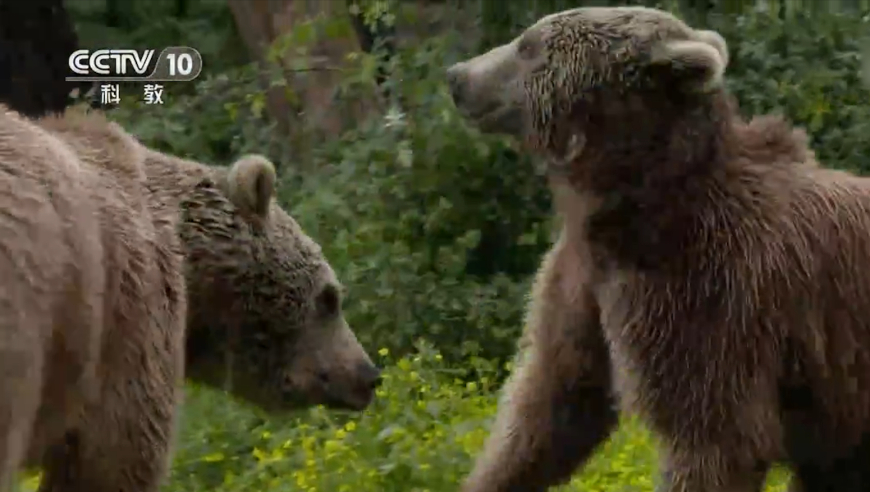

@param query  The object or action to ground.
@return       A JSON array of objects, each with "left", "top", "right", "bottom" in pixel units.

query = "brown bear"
[
  {"left": 448, "top": 6, "right": 870, "bottom": 492},
  {"left": 0, "top": 104, "right": 381, "bottom": 492}
]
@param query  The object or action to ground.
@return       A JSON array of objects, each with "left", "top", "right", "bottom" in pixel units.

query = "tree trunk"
[
  {"left": 227, "top": 0, "right": 378, "bottom": 166},
  {"left": 0, "top": 0, "right": 84, "bottom": 118},
  {"left": 227, "top": 0, "right": 294, "bottom": 143}
]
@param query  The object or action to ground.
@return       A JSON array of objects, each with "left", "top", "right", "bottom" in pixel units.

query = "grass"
[{"left": 19, "top": 344, "right": 792, "bottom": 491}]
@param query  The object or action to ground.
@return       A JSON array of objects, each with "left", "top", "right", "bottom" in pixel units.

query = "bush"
[
  {"left": 164, "top": 346, "right": 799, "bottom": 491},
  {"left": 112, "top": 14, "right": 556, "bottom": 367},
  {"left": 18, "top": 345, "right": 791, "bottom": 491},
  {"left": 105, "top": 4, "right": 870, "bottom": 367},
  {"left": 721, "top": 7, "right": 870, "bottom": 173},
  {"left": 286, "top": 32, "right": 553, "bottom": 366}
]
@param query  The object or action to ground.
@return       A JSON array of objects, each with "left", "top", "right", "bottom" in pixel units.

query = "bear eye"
[
  {"left": 317, "top": 284, "right": 340, "bottom": 316},
  {"left": 517, "top": 37, "right": 535, "bottom": 59},
  {"left": 517, "top": 34, "right": 540, "bottom": 60}
]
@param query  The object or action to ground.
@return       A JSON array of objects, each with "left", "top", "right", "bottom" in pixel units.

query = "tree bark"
[
  {"left": 226, "top": 0, "right": 376, "bottom": 156},
  {"left": 226, "top": 0, "right": 293, "bottom": 139},
  {"left": 0, "top": 0, "right": 84, "bottom": 118}
]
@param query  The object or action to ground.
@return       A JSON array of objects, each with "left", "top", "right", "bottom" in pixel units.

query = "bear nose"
[
  {"left": 446, "top": 64, "right": 467, "bottom": 106},
  {"left": 358, "top": 362, "right": 382, "bottom": 391}
]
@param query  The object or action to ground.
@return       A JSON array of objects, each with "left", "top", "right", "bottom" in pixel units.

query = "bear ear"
[
  {"left": 693, "top": 29, "right": 729, "bottom": 68},
  {"left": 649, "top": 29, "right": 729, "bottom": 93},
  {"left": 225, "top": 154, "right": 277, "bottom": 219}
]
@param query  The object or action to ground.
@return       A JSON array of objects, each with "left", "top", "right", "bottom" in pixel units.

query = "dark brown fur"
[{"left": 448, "top": 6, "right": 870, "bottom": 492}]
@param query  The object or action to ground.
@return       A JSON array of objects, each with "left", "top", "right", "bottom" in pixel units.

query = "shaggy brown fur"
[
  {"left": 0, "top": 104, "right": 379, "bottom": 492},
  {"left": 448, "top": 6, "right": 870, "bottom": 492}
]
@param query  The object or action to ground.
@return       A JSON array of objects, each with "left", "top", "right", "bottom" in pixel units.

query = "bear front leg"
[
  {"left": 0, "top": 324, "right": 43, "bottom": 492},
  {"left": 37, "top": 397, "right": 178, "bottom": 492},
  {"left": 37, "top": 345, "right": 182, "bottom": 492},
  {"left": 461, "top": 234, "right": 618, "bottom": 492},
  {"left": 656, "top": 452, "right": 770, "bottom": 492},
  {"left": 37, "top": 292, "right": 185, "bottom": 492}
]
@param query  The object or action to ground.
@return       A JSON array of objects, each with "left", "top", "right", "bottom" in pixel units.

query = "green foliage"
[
  {"left": 722, "top": 7, "right": 870, "bottom": 173},
  {"left": 107, "top": 1, "right": 870, "bottom": 366},
  {"left": 68, "top": 0, "right": 247, "bottom": 76},
  {"left": 40, "top": 2, "right": 870, "bottom": 489},
  {"left": 18, "top": 347, "right": 792, "bottom": 491},
  {"left": 112, "top": 11, "right": 555, "bottom": 367},
  {"left": 285, "top": 33, "right": 553, "bottom": 365},
  {"left": 160, "top": 348, "right": 794, "bottom": 491}
]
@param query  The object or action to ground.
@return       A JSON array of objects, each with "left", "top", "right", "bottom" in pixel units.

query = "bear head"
[
  {"left": 446, "top": 6, "right": 729, "bottom": 169},
  {"left": 180, "top": 155, "right": 381, "bottom": 412}
]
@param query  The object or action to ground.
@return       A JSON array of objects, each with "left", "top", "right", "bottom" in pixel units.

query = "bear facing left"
[{"left": 0, "top": 104, "right": 381, "bottom": 492}]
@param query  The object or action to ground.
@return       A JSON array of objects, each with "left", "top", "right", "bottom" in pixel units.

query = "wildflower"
[
  {"left": 295, "top": 473, "right": 308, "bottom": 488},
  {"left": 252, "top": 447, "right": 267, "bottom": 462},
  {"left": 378, "top": 347, "right": 389, "bottom": 356}
]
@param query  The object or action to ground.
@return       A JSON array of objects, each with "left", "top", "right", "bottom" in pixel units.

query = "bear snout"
[
  {"left": 315, "top": 361, "right": 382, "bottom": 411},
  {"left": 446, "top": 63, "right": 469, "bottom": 108},
  {"left": 356, "top": 361, "right": 383, "bottom": 392}
]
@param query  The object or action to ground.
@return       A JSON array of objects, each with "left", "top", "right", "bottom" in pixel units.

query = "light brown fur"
[
  {"left": 0, "top": 104, "right": 185, "bottom": 492},
  {"left": 0, "top": 104, "right": 379, "bottom": 492},
  {"left": 448, "top": 6, "right": 870, "bottom": 492}
]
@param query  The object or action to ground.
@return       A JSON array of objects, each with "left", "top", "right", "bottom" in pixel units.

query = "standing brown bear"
[
  {"left": 0, "top": 105, "right": 381, "bottom": 492},
  {"left": 448, "top": 6, "right": 870, "bottom": 492}
]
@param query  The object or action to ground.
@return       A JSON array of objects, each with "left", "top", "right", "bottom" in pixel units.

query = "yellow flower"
[
  {"left": 378, "top": 347, "right": 389, "bottom": 356},
  {"left": 344, "top": 421, "right": 357, "bottom": 432},
  {"left": 252, "top": 447, "right": 267, "bottom": 462},
  {"left": 295, "top": 473, "right": 308, "bottom": 487}
]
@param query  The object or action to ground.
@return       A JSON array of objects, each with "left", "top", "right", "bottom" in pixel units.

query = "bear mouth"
[
  {"left": 322, "top": 390, "right": 374, "bottom": 412},
  {"left": 464, "top": 103, "right": 525, "bottom": 137},
  {"left": 279, "top": 383, "right": 375, "bottom": 412}
]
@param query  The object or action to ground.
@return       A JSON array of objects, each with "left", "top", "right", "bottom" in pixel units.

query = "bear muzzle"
[
  {"left": 446, "top": 62, "right": 526, "bottom": 137},
  {"left": 316, "top": 361, "right": 382, "bottom": 411},
  {"left": 446, "top": 64, "right": 469, "bottom": 109}
]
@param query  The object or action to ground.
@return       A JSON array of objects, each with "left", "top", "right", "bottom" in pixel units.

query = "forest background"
[{"left": 4, "top": 0, "right": 870, "bottom": 490}]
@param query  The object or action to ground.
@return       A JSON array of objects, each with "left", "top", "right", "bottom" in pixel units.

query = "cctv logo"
[{"left": 68, "top": 49, "right": 155, "bottom": 79}]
